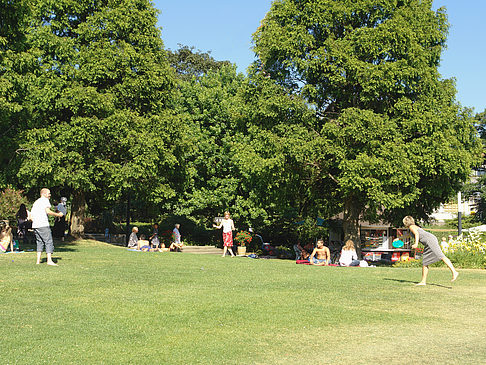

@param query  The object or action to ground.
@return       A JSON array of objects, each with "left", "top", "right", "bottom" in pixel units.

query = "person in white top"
[
  {"left": 213, "top": 211, "right": 236, "bottom": 257},
  {"left": 339, "top": 240, "right": 360, "bottom": 267},
  {"left": 31, "top": 188, "right": 64, "bottom": 266}
]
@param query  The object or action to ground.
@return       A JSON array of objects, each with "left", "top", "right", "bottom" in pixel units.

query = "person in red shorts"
[{"left": 213, "top": 211, "right": 236, "bottom": 257}]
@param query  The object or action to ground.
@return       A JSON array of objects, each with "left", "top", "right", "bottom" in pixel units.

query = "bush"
[
  {"left": 392, "top": 259, "right": 423, "bottom": 268},
  {"left": 275, "top": 245, "right": 294, "bottom": 259},
  {"left": 0, "top": 187, "right": 29, "bottom": 221},
  {"left": 445, "top": 232, "right": 486, "bottom": 269}
]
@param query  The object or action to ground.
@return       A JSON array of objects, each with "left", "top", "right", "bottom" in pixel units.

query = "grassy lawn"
[{"left": 1, "top": 240, "right": 485, "bottom": 364}]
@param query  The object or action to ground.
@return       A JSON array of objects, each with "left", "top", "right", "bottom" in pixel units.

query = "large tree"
[
  {"left": 253, "top": 0, "right": 480, "bottom": 248},
  {"left": 0, "top": 0, "right": 32, "bottom": 186},
  {"left": 11, "top": 0, "right": 185, "bottom": 236}
]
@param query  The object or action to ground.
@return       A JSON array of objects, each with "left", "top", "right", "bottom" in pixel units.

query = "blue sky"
[{"left": 155, "top": 0, "right": 485, "bottom": 113}]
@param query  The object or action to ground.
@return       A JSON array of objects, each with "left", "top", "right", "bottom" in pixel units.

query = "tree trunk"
[
  {"left": 70, "top": 190, "right": 86, "bottom": 238},
  {"left": 343, "top": 197, "right": 361, "bottom": 257}
]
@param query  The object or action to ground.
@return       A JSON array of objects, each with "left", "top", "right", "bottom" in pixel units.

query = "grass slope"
[{"left": 1, "top": 240, "right": 485, "bottom": 364}]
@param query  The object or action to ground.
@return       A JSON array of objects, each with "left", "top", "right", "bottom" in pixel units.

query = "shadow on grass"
[
  {"left": 38, "top": 256, "right": 63, "bottom": 264},
  {"left": 383, "top": 278, "right": 452, "bottom": 289},
  {"left": 18, "top": 236, "right": 79, "bottom": 253}
]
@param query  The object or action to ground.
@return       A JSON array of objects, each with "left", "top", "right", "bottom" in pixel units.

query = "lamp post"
[{"left": 458, "top": 191, "right": 462, "bottom": 236}]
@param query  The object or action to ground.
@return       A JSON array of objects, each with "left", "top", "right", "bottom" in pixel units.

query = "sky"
[{"left": 155, "top": 0, "right": 486, "bottom": 113}]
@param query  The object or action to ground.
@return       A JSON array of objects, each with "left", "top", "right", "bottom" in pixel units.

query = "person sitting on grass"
[
  {"left": 139, "top": 235, "right": 151, "bottom": 251},
  {"left": 293, "top": 241, "right": 303, "bottom": 260},
  {"left": 127, "top": 226, "right": 140, "bottom": 250},
  {"left": 149, "top": 223, "right": 160, "bottom": 249},
  {"left": 0, "top": 221, "right": 14, "bottom": 253},
  {"left": 169, "top": 240, "right": 184, "bottom": 252},
  {"left": 309, "top": 239, "right": 331, "bottom": 266},
  {"left": 339, "top": 240, "right": 360, "bottom": 267},
  {"left": 300, "top": 242, "right": 314, "bottom": 261}
]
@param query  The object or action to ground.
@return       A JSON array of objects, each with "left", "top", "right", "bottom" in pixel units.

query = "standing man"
[
  {"left": 54, "top": 197, "right": 68, "bottom": 241},
  {"left": 31, "top": 188, "right": 64, "bottom": 266}
]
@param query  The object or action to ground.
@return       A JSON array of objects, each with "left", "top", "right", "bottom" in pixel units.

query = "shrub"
[
  {"left": 234, "top": 231, "right": 252, "bottom": 246},
  {"left": 275, "top": 245, "right": 294, "bottom": 259},
  {"left": 445, "top": 232, "right": 486, "bottom": 269},
  {"left": 0, "top": 187, "right": 29, "bottom": 221},
  {"left": 392, "top": 259, "right": 423, "bottom": 268}
]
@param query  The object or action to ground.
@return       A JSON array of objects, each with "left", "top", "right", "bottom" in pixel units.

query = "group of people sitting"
[
  {"left": 127, "top": 223, "right": 184, "bottom": 252},
  {"left": 295, "top": 239, "right": 361, "bottom": 267}
]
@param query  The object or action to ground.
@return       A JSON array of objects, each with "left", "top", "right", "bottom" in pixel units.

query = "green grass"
[{"left": 1, "top": 240, "right": 486, "bottom": 364}]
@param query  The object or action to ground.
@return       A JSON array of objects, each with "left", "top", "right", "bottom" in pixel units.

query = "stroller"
[{"left": 251, "top": 232, "right": 276, "bottom": 256}]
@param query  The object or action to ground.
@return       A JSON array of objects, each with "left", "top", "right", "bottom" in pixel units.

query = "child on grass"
[{"left": 128, "top": 227, "right": 140, "bottom": 250}]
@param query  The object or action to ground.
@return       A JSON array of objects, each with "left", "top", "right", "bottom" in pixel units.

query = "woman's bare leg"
[
  {"left": 222, "top": 246, "right": 227, "bottom": 257},
  {"left": 442, "top": 256, "right": 459, "bottom": 281},
  {"left": 416, "top": 265, "right": 428, "bottom": 285}
]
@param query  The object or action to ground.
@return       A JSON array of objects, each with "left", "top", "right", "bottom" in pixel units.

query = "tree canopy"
[
  {"left": 5, "top": 0, "right": 187, "bottom": 235},
  {"left": 253, "top": 0, "right": 481, "bottom": 246},
  {"left": 1, "top": 0, "right": 481, "bottom": 247}
]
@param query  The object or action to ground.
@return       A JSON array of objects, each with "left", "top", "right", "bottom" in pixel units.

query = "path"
[{"left": 182, "top": 246, "right": 223, "bottom": 255}]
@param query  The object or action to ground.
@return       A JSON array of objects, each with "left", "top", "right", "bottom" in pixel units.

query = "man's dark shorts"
[{"left": 34, "top": 227, "right": 54, "bottom": 254}]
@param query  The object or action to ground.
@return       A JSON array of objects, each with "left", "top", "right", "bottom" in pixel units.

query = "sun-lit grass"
[{"left": 1, "top": 239, "right": 485, "bottom": 364}]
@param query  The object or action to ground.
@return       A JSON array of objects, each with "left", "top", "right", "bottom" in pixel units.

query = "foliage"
[
  {"left": 392, "top": 258, "right": 422, "bottom": 268},
  {"left": 159, "top": 229, "right": 175, "bottom": 245},
  {"left": 462, "top": 109, "right": 486, "bottom": 222},
  {"left": 234, "top": 230, "right": 252, "bottom": 246},
  {"left": 275, "top": 245, "right": 294, "bottom": 259},
  {"left": 167, "top": 45, "right": 231, "bottom": 81},
  {"left": 447, "top": 231, "right": 486, "bottom": 255},
  {"left": 295, "top": 217, "right": 329, "bottom": 245},
  {"left": 0, "top": 0, "right": 32, "bottom": 186},
  {"left": 173, "top": 65, "right": 247, "bottom": 224},
  {"left": 0, "top": 187, "right": 28, "bottom": 221},
  {"left": 5, "top": 0, "right": 188, "bottom": 235},
  {"left": 253, "top": 0, "right": 481, "bottom": 246}
]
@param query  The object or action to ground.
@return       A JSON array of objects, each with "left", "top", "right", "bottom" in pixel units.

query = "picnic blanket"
[{"left": 296, "top": 260, "right": 337, "bottom": 266}]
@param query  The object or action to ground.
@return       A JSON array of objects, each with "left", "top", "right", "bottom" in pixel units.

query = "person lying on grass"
[
  {"left": 309, "top": 239, "right": 331, "bottom": 266},
  {"left": 169, "top": 240, "right": 184, "bottom": 252},
  {"left": 139, "top": 235, "right": 151, "bottom": 251}
]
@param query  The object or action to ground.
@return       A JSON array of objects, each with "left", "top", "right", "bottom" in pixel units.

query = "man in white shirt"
[{"left": 31, "top": 188, "right": 64, "bottom": 265}]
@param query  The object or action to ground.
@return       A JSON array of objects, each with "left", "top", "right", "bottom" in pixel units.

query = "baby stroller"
[{"left": 251, "top": 232, "right": 276, "bottom": 256}]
